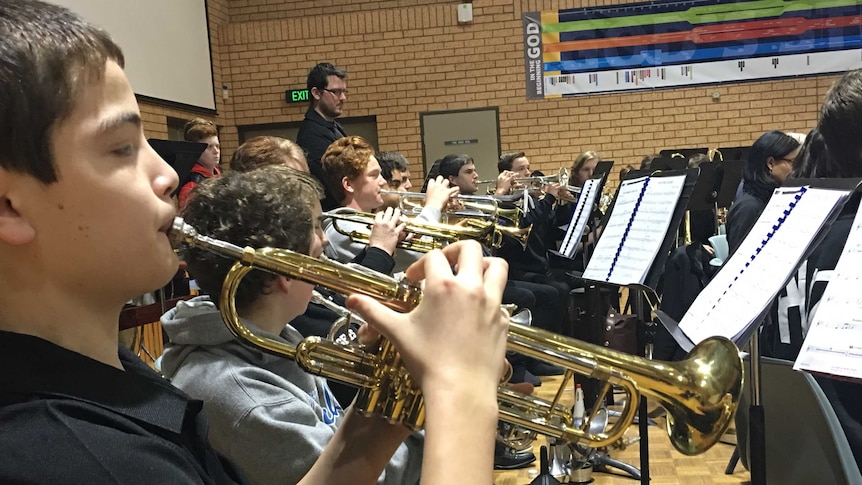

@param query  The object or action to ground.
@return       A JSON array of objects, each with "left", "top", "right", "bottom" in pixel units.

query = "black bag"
[{"left": 603, "top": 309, "right": 638, "bottom": 355}]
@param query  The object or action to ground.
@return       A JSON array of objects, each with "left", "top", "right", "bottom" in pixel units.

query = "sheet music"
[
  {"left": 583, "top": 175, "right": 685, "bottom": 285},
  {"left": 795, "top": 202, "right": 862, "bottom": 380},
  {"left": 560, "top": 178, "right": 602, "bottom": 258},
  {"left": 679, "top": 186, "right": 849, "bottom": 345}
]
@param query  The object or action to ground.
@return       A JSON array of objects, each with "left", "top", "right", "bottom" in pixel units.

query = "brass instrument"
[
  {"left": 512, "top": 167, "right": 569, "bottom": 189},
  {"left": 484, "top": 167, "right": 582, "bottom": 203},
  {"left": 325, "top": 207, "right": 495, "bottom": 252},
  {"left": 478, "top": 167, "right": 568, "bottom": 192},
  {"left": 310, "top": 290, "right": 364, "bottom": 343},
  {"left": 325, "top": 207, "right": 531, "bottom": 250},
  {"left": 379, "top": 190, "right": 523, "bottom": 227},
  {"left": 170, "top": 217, "right": 743, "bottom": 455}
]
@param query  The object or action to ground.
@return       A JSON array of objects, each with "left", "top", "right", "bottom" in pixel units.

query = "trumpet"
[
  {"left": 310, "top": 290, "right": 364, "bottom": 344},
  {"left": 325, "top": 207, "right": 530, "bottom": 250},
  {"left": 478, "top": 167, "right": 569, "bottom": 188},
  {"left": 170, "top": 217, "right": 743, "bottom": 455},
  {"left": 511, "top": 167, "right": 569, "bottom": 189},
  {"left": 380, "top": 190, "right": 523, "bottom": 227}
]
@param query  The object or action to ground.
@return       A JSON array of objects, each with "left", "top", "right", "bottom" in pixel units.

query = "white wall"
[{"left": 52, "top": 0, "right": 216, "bottom": 111}]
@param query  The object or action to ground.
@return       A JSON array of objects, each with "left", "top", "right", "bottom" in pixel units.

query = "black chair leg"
[{"left": 725, "top": 447, "right": 740, "bottom": 475}]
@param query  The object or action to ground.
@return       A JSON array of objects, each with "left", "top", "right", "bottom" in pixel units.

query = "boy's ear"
[
  {"left": 275, "top": 275, "right": 293, "bottom": 294},
  {"left": 0, "top": 174, "right": 36, "bottom": 246},
  {"left": 342, "top": 176, "right": 354, "bottom": 194}
]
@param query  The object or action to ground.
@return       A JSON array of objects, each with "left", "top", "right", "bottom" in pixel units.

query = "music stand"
[
  {"left": 715, "top": 146, "right": 750, "bottom": 164},
  {"left": 659, "top": 148, "right": 708, "bottom": 159},
  {"left": 549, "top": 171, "right": 610, "bottom": 268},
  {"left": 582, "top": 168, "right": 700, "bottom": 485},
  {"left": 656, "top": 178, "right": 862, "bottom": 485},
  {"left": 148, "top": 138, "right": 207, "bottom": 198},
  {"left": 650, "top": 156, "right": 687, "bottom": 171},
  {"left": 592, "top": 161, "right": 615, "bottom": 179},
  {"left": 713, "top": 160, "right": 744, "bottom": 209},
  {"left": 684, "top": 162, "right": 719, "bottom": 242}
]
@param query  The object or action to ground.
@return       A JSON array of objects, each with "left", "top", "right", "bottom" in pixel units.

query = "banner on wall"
[{"left": 523, "top": 0, "right": 862, "bottom": 99}]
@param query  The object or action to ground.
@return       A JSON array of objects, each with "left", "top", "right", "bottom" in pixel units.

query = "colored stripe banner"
[{"left": 523, "top": 0, "right": 862, "bottom": 99}]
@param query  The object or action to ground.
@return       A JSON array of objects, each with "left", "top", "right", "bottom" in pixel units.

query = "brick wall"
[
  {"left": 229, "top": 0, "right": 444, "bottom": 22},
  {"left": 157, "top": 0, "right": 839, "bottom": 194}
]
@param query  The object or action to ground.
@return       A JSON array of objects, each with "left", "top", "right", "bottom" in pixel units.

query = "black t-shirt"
[{"left": 0, "top": 330, "right": 246, "bottom": 484}]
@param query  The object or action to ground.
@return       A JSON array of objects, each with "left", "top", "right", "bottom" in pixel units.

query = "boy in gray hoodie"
[{"left": 161, "top": 167, "right": 423, "bottom": 485}]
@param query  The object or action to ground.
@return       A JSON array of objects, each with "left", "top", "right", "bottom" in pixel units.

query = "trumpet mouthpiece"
[{"left": 168, "top": 217, "right": 198, "bottom": 250}]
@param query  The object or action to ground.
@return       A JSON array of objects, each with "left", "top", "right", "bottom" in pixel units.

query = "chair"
[
  {"left": 733, "top": 356, "right": 862, "bottom": 484},
  {"left": 708, "top": 234, "right": 728, "bottom": 267},
  {"left": 119, "top": 296, "right": 191, "bottom": 370}
]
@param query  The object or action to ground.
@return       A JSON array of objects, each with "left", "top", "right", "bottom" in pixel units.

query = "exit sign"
[{"left": 285, "top": 89, "right": 310, "bottom": 104}]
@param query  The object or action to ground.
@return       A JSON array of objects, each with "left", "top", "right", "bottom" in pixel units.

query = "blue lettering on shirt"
[{"left": 320, "top": 387, "right": 342, "bottom": 425}]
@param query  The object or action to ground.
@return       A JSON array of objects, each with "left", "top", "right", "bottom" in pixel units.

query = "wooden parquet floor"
[{"left": 494, "top": 375, "right": 751, "bottom": 485}]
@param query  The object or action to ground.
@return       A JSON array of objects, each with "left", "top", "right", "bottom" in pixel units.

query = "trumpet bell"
[
  {"left": 505, "top": 323, "right": 742, "bottom": 454},
  {"left": 661, "top": 336, "right": 743, "bottom": 455}
]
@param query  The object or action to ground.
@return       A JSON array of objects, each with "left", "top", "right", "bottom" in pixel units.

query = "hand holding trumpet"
[
  {"left": 346, "top": 241, "right": 508, "bottom": 483},
  {"left": 367, "top": 207, "right": 406, "bottom": 255}
]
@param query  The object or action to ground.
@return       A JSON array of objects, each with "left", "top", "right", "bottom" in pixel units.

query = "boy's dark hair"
[
  {"left": 307, "top": 62, "right": 347, "bottom": 102},
  {"left": 437, "top": 154, "right": 473, "bottom": 179},
  {"left": 376, "top": 153, "right": 398, "bottom": 185},
  {"left": 181, "top": 166, "right": 322, "bottom": 312},
  {"left": 816, "top": 69, "right": 862, "bottom": 177},
  {"left": 378, "top": 151, "right": 409, "bottom": 174},
  {"left": 420, "top": 158, "right": 443, "bottom": 193},
  {"left": 321, "top": 135, "right": 375, "bottom": 204},
  {"left": 498, "top": 152, "right": 525, "bottom": 173},
  {"left": 183, "top": 118, "right": 218, "bottom": 143},
  {"left": 745, "top": 130, "right": 799, "bottom": 187},
  {"left": 0, "top": 0, "right": 124, "bottom": 184},
  {"left": 379, "top": 151, "right": 409, "bottom": 172}
]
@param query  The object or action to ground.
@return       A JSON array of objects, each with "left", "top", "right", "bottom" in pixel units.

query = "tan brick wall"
[
  {"left": 214, "top": 0, "right": 837, "bottom": 192},
  {"left": 229, "top": 0, "right": 444, "bottom": 23}
]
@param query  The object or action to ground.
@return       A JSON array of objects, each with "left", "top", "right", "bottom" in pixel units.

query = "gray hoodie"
[{"left": 160, "top": 296, "right": 423, "bottom": 485}]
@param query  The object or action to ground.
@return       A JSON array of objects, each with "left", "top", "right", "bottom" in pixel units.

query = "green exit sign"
[{"left": 285, "top": 89, "right": 310, "bottom": 104}]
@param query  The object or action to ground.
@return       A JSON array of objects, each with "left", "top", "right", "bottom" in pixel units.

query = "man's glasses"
[{"left": 322, "top": 88, "right": 348, "bottom": 97}]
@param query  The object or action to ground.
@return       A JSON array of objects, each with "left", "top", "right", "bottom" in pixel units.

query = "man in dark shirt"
[{"left": 296, "top": 62, "right": 349, "bottom": 211}]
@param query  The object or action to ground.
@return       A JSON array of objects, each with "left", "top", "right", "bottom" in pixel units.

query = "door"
[{"left": 420, "top": 108, "right": 500, "bottom": 183}]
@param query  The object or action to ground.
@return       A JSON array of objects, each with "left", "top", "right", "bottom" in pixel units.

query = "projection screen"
[{"left": 51, "top": 0, "right": 216, "bottom": 112}]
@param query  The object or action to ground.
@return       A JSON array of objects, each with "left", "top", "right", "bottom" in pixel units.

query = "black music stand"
[
  {"left": 656, "top": 177, "right": 862, "bottom": 485},
  {"left": 592, "top": 161, "right": 615, "bottom": 179},
  {"left": 713, "top": 159, "right": 745, "bottom": 209},
  {"left": 650, "top": 156, "right": 688, "bottom": 171},
  {"left": 684, "top": 162, "right": 719, "bottom": 243},
  {"left": 714, "top": 146, "right": 750, "bottom": 164},
  {"left": 659, "top": 148, "right": 708, "bottom": 159},
  {"left": 148, "top": 138, "right": 207, "bottom": 198},
  {"left": 549, "top": 171, "right": 610, "bottom": 269},
  {"left": 582, "top": 168, "right": 700, "bottom": 485}
]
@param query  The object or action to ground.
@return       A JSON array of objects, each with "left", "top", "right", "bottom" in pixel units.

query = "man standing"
[{"left": 297, "top": 62, "right": 348, "bottom": 211}]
